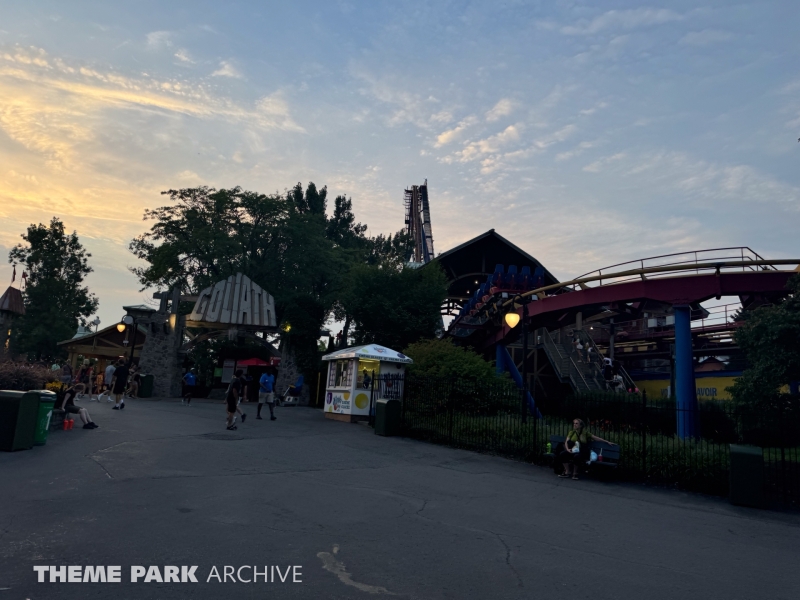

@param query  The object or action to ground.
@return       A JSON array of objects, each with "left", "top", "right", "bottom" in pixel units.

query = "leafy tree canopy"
[
  {"left": 8, "top": 217, "right": 98, "bottom": 360},
  {"left": 129, "top": 183, "right": 416, "bottom": 376},
  {"left": 728, "top": 273, "right": 800, "bottom": 409},
  {"left": 342, "top": 264, "right": 448, "bottom": 351},
  {"left": 403, "top": 338, "right": 500, "bottom": 384}
]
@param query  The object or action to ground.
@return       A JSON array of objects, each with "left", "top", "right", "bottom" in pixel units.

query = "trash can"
[
  {"left": 139, "top": 374, "right": 154, "bottom": 398},
  {"left": 729, "top": 444, "right": 764, "bottom": 508},
  {"left": 30, "top": 390, "right": 57, "bottom": 446},
  {"left": 374, "top": 398, "right": 402, "bottom": 437},
  {"left": 0, "top": 390, "right": 39, "bottom": 451}
]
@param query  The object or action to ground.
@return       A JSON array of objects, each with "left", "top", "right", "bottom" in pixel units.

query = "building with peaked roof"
[
  {"left": 57, "top": 323, "right": 147, "bottom": 370},
  {"left": 0, "top": 285, "right": 25, "bottom": 354},
  {"left": 430, "top": 229, "right": 560, "bottom": 316}
]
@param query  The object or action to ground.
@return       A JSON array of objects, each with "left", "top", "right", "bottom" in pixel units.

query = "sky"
[{"left": 0, "top": 1, "right": 798, "bottom": 330}]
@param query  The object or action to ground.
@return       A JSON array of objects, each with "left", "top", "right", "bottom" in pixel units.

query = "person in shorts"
[
  {"left": 56, "top": 384, "right": 99, "bottom": 429},
  {"left": 111, "top": 359, "right": 129, "bottom": 410},
  {"left": 257, "top": 369, "right": 276, "bottom": 421},
  {"left": 99, "top": 361, "right": 116, "bottom": 402},
  {"left": 226, "top": 369, "right": 247, "bottom": 430},
  {"left": 182, "top": 368, "right": 197, "bottom": 405}
]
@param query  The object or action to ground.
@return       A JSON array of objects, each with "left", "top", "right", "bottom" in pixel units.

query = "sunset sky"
[{"left": 1, "top": 1, "right": 798, "bottom": 328}]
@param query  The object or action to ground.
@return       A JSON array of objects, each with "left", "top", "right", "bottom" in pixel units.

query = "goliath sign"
[{"left": 188, "top": 273, "right": 276, "bottom": 327}]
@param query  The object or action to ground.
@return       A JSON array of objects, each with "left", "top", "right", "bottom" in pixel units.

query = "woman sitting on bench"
[{"left": 556, "top": 418, "right": 615, "bottom": 480}]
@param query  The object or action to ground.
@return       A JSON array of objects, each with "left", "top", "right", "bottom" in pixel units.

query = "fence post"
[
  {"left": 448, "top": 375, "right": 455, "bottom": 445},
  {"left": 641, "top": 389, "right": 647, "bottom": 476},
  {"left": 369, "top": 370, "right": 376, "bottom": 427}
]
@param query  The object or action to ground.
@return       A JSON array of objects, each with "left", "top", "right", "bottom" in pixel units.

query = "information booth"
[{"left": 321, "top": 345, "right": 412, "bottom": 422}]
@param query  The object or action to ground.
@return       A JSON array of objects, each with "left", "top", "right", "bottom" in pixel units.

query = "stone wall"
[
  {"left": 275, "top": 340, "right": 311, "bottom": 406},
  {"left": 136, "top": 312, "right": 184, "bottom": 398}
]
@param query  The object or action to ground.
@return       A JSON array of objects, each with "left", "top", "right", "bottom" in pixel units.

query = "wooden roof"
[{"left": 0, "top": 286, "right": 25, "bottom": 315}]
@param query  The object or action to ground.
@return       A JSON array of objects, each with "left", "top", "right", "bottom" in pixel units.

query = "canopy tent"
[{"left": 322, "top": 344, "right": 413, "bottom": 364}]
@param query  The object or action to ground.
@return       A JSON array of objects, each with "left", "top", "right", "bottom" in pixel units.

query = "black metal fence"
[{"left": 394, "top": 373, "right": 800, "bottom": 507}]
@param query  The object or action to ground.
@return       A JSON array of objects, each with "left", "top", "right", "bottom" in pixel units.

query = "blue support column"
[
  {"left": 496, "top": 343, "right": 506, "bottom": 376},
  {"left": 498, "top": 345, "right": 542, "bottom": 419},
  {"left": 674, "top": 305, "right": 698, "bottom": 439}
]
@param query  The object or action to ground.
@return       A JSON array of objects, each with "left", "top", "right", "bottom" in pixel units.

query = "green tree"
[
  {"left": 728, "top": 273, "right": 800, "bottom": 408},
  {"left": 129, "top": 183, "right": 413, "bottom": 379},
  {"left": 8, "top": 218, "right": 98, "bottom": 360},
  {"left": 403, "top": 338, "right": 499, "bottom": 383},
  {"left": 342, "top": 263, "right": 448, "bottom": 350}
]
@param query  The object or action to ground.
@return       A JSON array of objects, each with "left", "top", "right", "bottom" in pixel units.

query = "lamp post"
[
  {"left": 505, "top": 294, "right": 530, "bottom": 424},
  {"left": 117, "top": 315, "right": 137, "bottom": 367}
]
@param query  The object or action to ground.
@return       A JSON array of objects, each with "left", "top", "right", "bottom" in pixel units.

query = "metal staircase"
[{"left": 536, "top": 327, "right": 636, "bottom": 395}]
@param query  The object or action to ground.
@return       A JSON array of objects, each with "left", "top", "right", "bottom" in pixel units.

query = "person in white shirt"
[{"left": 98, "top": 362, "right": 116, "bottom": 402}]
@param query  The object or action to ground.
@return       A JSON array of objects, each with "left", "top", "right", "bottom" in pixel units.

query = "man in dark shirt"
[
  {"left": 111, "top": 360, "right": 129, "bottom": 410},
  {"left": 226, "top": 369, "right": 247, "bottom": 430}
]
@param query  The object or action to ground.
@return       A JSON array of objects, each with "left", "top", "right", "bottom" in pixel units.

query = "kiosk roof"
[{"left": 322, "top": 344, "right": 413, "bottom": 364}]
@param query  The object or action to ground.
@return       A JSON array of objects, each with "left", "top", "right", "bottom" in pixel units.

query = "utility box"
[
  {"left": 0, "top": 390, "right": 39, "bottom": 451},
  {"left": 729, "top": 444, "right": 765, "bottom": 508},
  {"left": 139, "top": 374, "right": 154, "bottom": 398},
  {"left": 374, "top": 398, "right": 402, "bottom": 437}
]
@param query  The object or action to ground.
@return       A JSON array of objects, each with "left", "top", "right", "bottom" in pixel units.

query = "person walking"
[
  {"left": 182, "top": 368, "right": 197, "bottom": 405},
  {"left": 59, "top": 363, "right": 73, "bottom": 387},
  {"left": 99, "top": 361, "right": 116, "bottom": 402},
  {"left": 225, "top": 369, "right": 247, "bottom": 430},
  {"left": 126, "top": 366, "right": 140, "bottom": 398},
  {"left": 56, "top": 384, "right": 99, "bottom": 429},
  {"left": 111, "top": 360, "right": 129, "bottom": 410},
  {"left": 256, "top": 369, "right": 276, "bottom": 420}
]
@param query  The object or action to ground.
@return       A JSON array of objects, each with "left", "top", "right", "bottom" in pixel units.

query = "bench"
[{"left": 543, "top": 435, "right": 621, "bottom": 473}]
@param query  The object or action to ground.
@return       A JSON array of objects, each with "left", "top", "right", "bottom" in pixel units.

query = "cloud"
[
  {"left": 555, "top": 140, "right": 595, "bottom": 161},
  {"left": 486, "top": 98, "right": 515, "bottom": 122},
  {"left": 174, "top": 49, "right": 194, "bottom": 63},
  {"left": 452, "top": 124, "right": 522, "bottom": 163},
  {"left": 434, "top": 116, "right": 477, "bottom": 147},
  {"left": 351, "top": 65, "right": 454, "bottom": 129},
  {"left": 561, "top": 8, "right": 683, "bottom": 36},
  {"left": 678, "top": 29, "right": 734, "bottom": 46},
  {"left": 212, "top": 60, "right": 243, "bottom": 78},
  {"left": 146, "top": 31, "right": 173, "bottom": 49},
  {"left": 583, "top": 152, "right": 626, "bottom": 173}
]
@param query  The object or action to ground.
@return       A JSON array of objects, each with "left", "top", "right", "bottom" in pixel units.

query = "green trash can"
[
  {"left": 31, "top": 390, "right": 57, "bottom": 446},
  {"left": 374, "top": 398, "right": 402, "bottom": 437},
  {"left": 0, "top": 390, "right": 39, "bottom": 451},
  {"left": 139, "top": 374, "right": 154, "bottom": 398},
  {"left": 729, "top": 444, "right": 765, "bottom": 508}
]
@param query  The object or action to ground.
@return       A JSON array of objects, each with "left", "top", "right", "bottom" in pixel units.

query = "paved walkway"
[{"left": 1, "top": 397, "right": 799, "bottom": 599}]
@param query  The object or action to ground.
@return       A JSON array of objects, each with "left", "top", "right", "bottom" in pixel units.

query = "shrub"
[{"left": 0, "top": 360, "right": 59, "bottom": 391}]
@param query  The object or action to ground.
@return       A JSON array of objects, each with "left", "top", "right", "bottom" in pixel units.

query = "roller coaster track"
[{"left": 481, "top": 258, "right": 799, "bottom": 349}]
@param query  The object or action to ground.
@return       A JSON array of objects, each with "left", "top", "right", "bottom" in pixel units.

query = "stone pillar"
[
  {"left": 136, "top": 311, "right": 184, "bottom": 399},
  {"left": 275, "top": 338, "right": 310, "bottom": 406}
]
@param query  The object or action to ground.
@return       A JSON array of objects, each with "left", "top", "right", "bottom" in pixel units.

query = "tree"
[
  {"left": 129, "top": 183, "right": 413, "bottom": 381},
  {"left": 728, "top": 274, "right": 800, "bottom": 409},
  {"left": 343, "top": 263, "right": 448, "bottom": 350},
  {"left": 403, "top": 338, "right": 499, "bottom": 383},
  {"left": 8, "top": 218, "right": 98, "bottom": 360}
]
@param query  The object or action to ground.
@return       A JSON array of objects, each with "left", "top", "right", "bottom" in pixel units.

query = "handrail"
[
  {"left": 502, "top": 259, "right": 800, "bottom": 310},
  {"left": 578, "top": 329, "right": 637, "bottom": 391},
  {"left": 576, "top": 247, "right": 773, "bottom": 280},
  {"left": 539, "top": 327, "right": 592, "bottom": 392}
]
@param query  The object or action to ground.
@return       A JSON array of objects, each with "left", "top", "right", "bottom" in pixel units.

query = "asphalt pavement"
[{"left": 1, "top": 396, "right": 799, "bottom": 600}]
